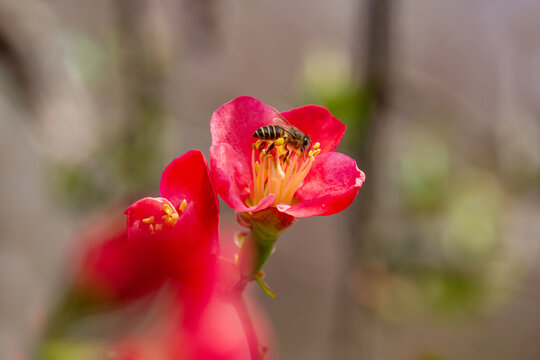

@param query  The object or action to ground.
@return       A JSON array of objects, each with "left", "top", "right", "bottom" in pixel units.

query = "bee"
[{"left": 253, "top": 112, "right": 312, "bottom": 159}]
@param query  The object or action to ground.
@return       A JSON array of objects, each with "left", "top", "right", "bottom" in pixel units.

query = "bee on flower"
[{"left": 210, "top": 96, "right": 365, "bottom": 219}]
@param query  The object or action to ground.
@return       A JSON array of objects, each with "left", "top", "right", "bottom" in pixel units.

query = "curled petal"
[
  {"left": 125, "top": 150, "right": 220, "bottom": 287},
  {"left": 281, "top": 105, "right": 346, "bottom": 153},
  {"left": 125, "top": 197, "right": 179, "bottom": 241},
  {"left": 282, "top": 152, "right": 365, "bottom": 217}
]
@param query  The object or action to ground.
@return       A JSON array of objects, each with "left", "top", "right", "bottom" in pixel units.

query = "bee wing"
[
  {"left": 271, "top": 110, "right": 291, "bottom": 125},
  {"left": 272, "top": 111, "right": 296, "bottom": 136}
]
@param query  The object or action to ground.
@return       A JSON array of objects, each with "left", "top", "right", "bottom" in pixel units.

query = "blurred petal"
[
  {"left": 125, "top": 150, "right": 220, "bottom": 288},
  {"left": 75, "top": 214, "right": 165, "bottom": 303}
]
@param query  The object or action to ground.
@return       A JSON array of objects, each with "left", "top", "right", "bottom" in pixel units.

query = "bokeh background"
[{"left": 1, "top": 0, "right": 540, "bottom": 359}]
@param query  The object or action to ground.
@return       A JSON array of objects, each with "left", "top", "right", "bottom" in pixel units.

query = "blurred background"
[{"left": 1, "top": 0, "right": 540, "bottom": 359}]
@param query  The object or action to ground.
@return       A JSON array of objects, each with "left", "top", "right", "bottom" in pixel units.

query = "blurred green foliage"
[
  {"left": 299, "top": 49, "right": 374, "bottom": 151},
  {"left": 49, "top": 102, "right": 164, "bottom": 212},
  {"left": 42, "top": 340, "right": 103, "bottom": 360},
  {"left": 397, "top": 131, "right": 451, "bottom": 213},
  {"left": 48, "top": 28, "right": 168, "bottom": 212},
  {"left": 300, "top": 49, "right": 518, "bottom": 321}
]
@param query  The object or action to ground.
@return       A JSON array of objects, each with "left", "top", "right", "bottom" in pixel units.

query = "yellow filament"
[{"left": 249, "top": 140, "right": 320, "bottom": 207}]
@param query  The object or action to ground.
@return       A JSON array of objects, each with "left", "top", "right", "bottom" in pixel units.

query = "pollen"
[
  {"left": 249, "top": 139, "right": 321, "bottom": 207},
  {"left": 163, "top": 203, "right": 173, "bottom": 215},
  {"left": 162, "top": 203, "right": 180, "bottom": 227},
  {"left": 141, "top": 216, "right": 155, "bottom": 224},
  {"left": 179, "top": 199, "right": 187, "bottom": 212}
]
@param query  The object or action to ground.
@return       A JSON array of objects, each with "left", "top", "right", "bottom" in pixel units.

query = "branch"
[{"left": 233, "top": 293, "right": 265, "bottom": 360}]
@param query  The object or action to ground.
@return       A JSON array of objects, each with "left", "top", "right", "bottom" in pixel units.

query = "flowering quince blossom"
[
  {"left": 72, "top": 150, "right": 219, "bottom": 307},
  {"left": 124, "top": 149, "right": 219, "bottom": 289},
  {"left": 210, "top": 96, "right": 365, "bottom": 219}
]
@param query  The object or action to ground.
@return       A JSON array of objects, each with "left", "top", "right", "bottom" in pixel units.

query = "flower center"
[
  {"left": 248, "top": 139, "right": 321, "bottom": 207},
  {"left": 140, "top": 199, "right": 187, "bottom": 233}
]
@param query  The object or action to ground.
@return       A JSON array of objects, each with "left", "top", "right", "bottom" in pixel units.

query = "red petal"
[
  {"left": 210, "top": 97, "right": 279, "bottom": 212},
  {"left": 159, "top": 150, "right": 220, "bottom": 285},
  {"left": 125, "top": 197, "right": 177, "bottom": 240},
  {"left": 75, "top": 214, "right": 165, "bottom": 303},
  {"left": 210, "top": 143, "right": 275, "bottom": 213},
  {"left": 211, "top": 96, "right": 277, "bottom": 163},
  {"left": 281, "top": 105, "right": 346, "bottom": 153},
  {"left": 125, "top": 151, "right": 220, "bottom": 287},
  {"left": 282, "top": 152, "right": 365, "bottom": 217}
]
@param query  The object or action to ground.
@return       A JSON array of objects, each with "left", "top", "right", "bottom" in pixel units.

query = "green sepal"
[
  {"left": 255, "top": 271, "right": 276, "bottom": 298},
  {"left": 236, "top": 208, "right": 295, "bottom": 280}
]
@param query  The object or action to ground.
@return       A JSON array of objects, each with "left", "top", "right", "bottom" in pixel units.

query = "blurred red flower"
[
  {"left": 109, "top": 291, "right": 273, "bottom": 360},
  {"left": 75, "top": 150, "right": 219, "bottom": 304},
  {"left": 125, "top": 149, "right": 219, "bottom": 288}
]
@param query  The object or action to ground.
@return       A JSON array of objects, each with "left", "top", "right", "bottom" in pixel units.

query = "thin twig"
[{"left": 233, "top": 293, "right": 265, "bottom": 360}]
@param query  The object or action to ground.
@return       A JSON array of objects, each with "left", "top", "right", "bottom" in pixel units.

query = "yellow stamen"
[
  {"left": 179, "top": 199, "right": 187, "bottom": 212},
  {"left": 313, "top": 142, "right": 320, "bottom": 150},
  {"left": 162, "top": 203, "right": 179, "bottom": 227},
  {"left": 154, "top": 223, "right": 163, "bottom": 232},
  {"left": 163, "top": 203, "right": 173, "bottom": 215},
  {"left": 249, "top": 139, "right": 321, "bottom": 207},
  {"left": 142, "top": 216, "right": 154, "bottom": 224}
]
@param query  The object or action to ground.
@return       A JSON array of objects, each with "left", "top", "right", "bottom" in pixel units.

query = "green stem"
[
  {"left": 254, "top": 273, "right": 276, "bottom": 298},
  {"left": 237, "top": 223, "right": 279, "bottom": 286}
]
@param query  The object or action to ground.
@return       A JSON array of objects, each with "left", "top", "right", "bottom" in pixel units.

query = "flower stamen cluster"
[
  {"left": 132, "top": 198, "right": 188, "bottom": 234},
  {"left": 249, "top": 139, "right": 321, "bottom": 207}
]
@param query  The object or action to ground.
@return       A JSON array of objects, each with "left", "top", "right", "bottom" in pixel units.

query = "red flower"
[
  {"left": 210, "top": 96, "right": 365, "bottom": 218},
  {"left": 125, "top": 150, "right": 220, "bottom": 288},
  {"left": 74, "top": 150, "right": 219, "bottom": 303}
]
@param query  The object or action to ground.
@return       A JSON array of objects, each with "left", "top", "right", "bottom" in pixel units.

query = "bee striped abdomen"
[{"left": 253, "top": 125, "right": 284, "bottom": 140}]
